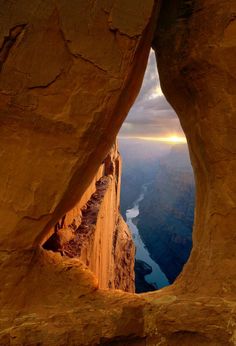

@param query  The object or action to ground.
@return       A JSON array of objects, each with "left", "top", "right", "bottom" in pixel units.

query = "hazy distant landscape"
[
  {"left": 119, "top": 139, "right": 195, "bottom": 292},
  {"left": 119, "top": 138, "right": 171, "bottom": 217},
  {"left": 118, "top": 48, "right": 195, "bottom": 292}
]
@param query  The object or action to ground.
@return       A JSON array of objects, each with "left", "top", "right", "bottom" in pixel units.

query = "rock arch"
[{"left": 0, "top": 1, "right": 235, "bottom": 345}]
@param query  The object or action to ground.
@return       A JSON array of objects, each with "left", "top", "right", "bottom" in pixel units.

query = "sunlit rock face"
[
  {"left": 43, "top": 144, "right": 135, "bottom": 292},
  {"left": 0, "top": 0, "right": 236, "bottom": 345},
  {"left": 0, "top": 0, "right": 156, "bottom": 251},
  {"left": 0, "top": 0, "right": 156, "bottom": 342}
]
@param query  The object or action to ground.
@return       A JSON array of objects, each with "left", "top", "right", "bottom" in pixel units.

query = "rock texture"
[
  {"left": 43, "top": 144, "right": 135, "bottom": 292},
  {"left": 0, "top": 0, "right": 157, "bottom": 252},
  {"left": 0, "top": 0, "right": 236, "bottom": 345},
  {"left": 153, "top": 0, "right": 236, "bottom": 297}
]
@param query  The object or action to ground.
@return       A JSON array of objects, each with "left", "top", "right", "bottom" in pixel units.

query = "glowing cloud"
[
  {"left": 148, "top": 85, "right": 163, "bottom": 100},
  {"left": 119, "top": 135, "right": 187, "bottom": 144}
]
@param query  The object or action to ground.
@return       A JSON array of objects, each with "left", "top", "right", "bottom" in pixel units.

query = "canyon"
[
  {"left": 137, "top": 145, "right": 194, "bottom": 284},
  {"left": 119, "top": 138, "right": 170, "bottom": 217},
  {"left": 0, "top": 0, "right": 236, "bottom": 345}
]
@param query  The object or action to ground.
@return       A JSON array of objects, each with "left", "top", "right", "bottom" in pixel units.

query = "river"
[{"left": 126, "top": 185, "right": 169, "bottom": 289}]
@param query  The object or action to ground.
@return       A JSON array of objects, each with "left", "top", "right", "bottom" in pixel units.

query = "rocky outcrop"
[
  {"left": 43, "top": 144, "right": 135, "bottom": 292},
  {"left": 0, "top": 1, "right": 236, "bottom": 345},
  {"left": 135, "top": 259, "right": 157, "bottom": 293},
  {"left": 113, "top": 215, "right": 135, "bottom": 291}
]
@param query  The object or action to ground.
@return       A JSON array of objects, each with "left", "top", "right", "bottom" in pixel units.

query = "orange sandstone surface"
[
  {"left": 0, "top": 1, "right": 236, "bottom": 345},
  {"left": 43, "top": 144, "right": 135, "bottom": 292}
]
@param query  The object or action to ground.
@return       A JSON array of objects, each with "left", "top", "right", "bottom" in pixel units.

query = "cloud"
[{"left": 119, "top": 50, "right": 184, "bottom": 138}]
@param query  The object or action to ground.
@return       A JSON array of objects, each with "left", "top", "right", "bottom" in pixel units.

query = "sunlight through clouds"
[
  {"left": 119, "top": 49, "right": 184, "bottom": 139},
  {"left": 148, "top": 85, "right": 164, "bottom": 100}
]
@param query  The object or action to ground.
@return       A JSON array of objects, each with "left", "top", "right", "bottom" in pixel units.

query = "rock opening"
[
  {"left": 119, "top": 50, "right": 195, "bottom": 293},
  {"left": 0, "top": 1, "right": 235, "bottom": 345}
]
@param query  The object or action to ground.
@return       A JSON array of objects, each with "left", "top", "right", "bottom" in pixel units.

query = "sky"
[{"left": 119, "top": 49, "right": 185, "bottom": 140}]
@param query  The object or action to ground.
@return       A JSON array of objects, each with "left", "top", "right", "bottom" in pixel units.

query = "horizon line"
[{"left": 118, "top": 135, "right": 187, "bottom": 144}]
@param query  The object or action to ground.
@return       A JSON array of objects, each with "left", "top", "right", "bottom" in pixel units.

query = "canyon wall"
[
  {"left": 137, "top": 145, "right": 194, "bottom": 283},
  {"left": 153, "top": 0, "right": 236, "bottom": 297},
  {"left": 0, "top": 1, "right": 236, "bottom": 345},
  {"left": 0, "top": 1, "right": 158, "bottom": 343},
  {"left": 43, "top": 144, "right": 135, "bottom": 292}
]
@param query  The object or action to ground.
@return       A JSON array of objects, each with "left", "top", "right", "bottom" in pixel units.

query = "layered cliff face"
[
  {"left": 0, "top": 1, "right": 236, "bottom": 345},
  {"left": 43, "top": 144, "right": 135, "bottom": 292}
]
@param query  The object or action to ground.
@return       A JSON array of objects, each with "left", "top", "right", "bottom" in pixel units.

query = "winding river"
[{"left": 126, "top": 185, "right": 169, "bottom": 289}]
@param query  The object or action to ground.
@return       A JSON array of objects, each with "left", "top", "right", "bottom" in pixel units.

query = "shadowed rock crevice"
[
  {"left": 178, "top": 0, "right": 195, "bottom": 20},
  {"left": 27, "top": 71, "right": 63, "bottom": 90},
  {"left": 0, "top": 24, "right": 26, "bottom": 72}
]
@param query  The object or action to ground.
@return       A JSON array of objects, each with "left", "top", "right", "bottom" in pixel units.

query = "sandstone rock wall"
[
  {"left": 153, "top": 0, "right": 236, "bottom": 297},
  {"left": 43, "top": 144, "right": 135, "bottom": 292},
  {"left": 0, "top": 0, "right": 157, "bottom": 251},
  {"left": 1, "top": 1, "right": 236, "bottom": 345},
  {"left": 0, "top": 0, "right": 158, "bottom": 341}
]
